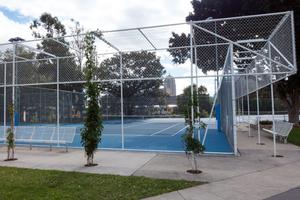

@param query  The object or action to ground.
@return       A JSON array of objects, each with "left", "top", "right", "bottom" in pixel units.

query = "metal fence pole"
[
  {"left": 241, "top": 88, "right": 244, "bottom": 121},
  {"left": 269, "top": 42, "right": 277, "bottom": 157},
  {"left": 189, "top": 21, "right": 194, "bottom": 126},
  {"left": 3, "top": 62, "right": 6, "bottom": 143},
  {"left": 237, "top": 97, "right": 240, "bottom": 123},
  {"left": 246, "top": 70, "right": 251, "bottom": 137},
  {"left": 194, "top": 45, "right": 201, "bottom": 141},
  {"left": 120, "top": 53, "right": 124, "bottom": 149},
  {"left": 57, "top": 58, "right": 60, "bottom": 146},
  {"left": 290, "top": 11, "right": 297, "bottom": 69},
  {"left": 12, "top": 43, "right": 16, "bottom": 127},
  {"left": 230, "top": 43, "right": 238, "bottom": 156},
  {"left": 255, "top": 65, "right": 262, "bottom": 145}
]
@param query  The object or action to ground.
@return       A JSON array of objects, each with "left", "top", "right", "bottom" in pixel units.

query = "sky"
[{"left": 0, "top": 0, "right": 217, "bottom": 96}]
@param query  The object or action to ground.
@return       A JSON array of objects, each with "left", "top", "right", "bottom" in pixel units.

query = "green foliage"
[
  {"left": 182, "top": 126, "right": 205, "bottom": 154},
  {"left": 99, "top": 51, "right": 167, "bottom": 115},
  {"left": 80, "top": 33, "right": 103, "bottom": 165},
  {"left": 177, "top": 85, "right": 212, "bottom": 121},
  {"left": 170, "top": 0, "right": 300, "bottom": 123},
  {"left": 30, "top": 13, "right": 83, "bottom": 89},
  {"left": 99, "top": 51, "right": 166, "bottom": 97},
  {"left": 6, "top": 128, "right": 14, "bottom": 149},
  {"left": 6, "top": 103, "right": 15, "bottom": 160},
  {"left": 168, "top": 32, "right": 190, "bottom": 64},
  {"left": 199, "top": 121, "right": 207, "bottom": 130},
  {"left": 259, "top": 120, "right": 273, "bottom": 125},
  {"left": 0, "top": 167, "right": 202, "bottom": 200},
  {"left": 287, "top": 127, "right": 300, "bottom": 147}
]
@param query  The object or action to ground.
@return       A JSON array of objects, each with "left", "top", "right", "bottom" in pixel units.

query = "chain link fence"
[{"left": 0, "top": 11, "right": 296, "bottom": 153}]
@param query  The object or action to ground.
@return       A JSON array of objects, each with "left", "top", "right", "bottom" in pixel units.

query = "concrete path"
[
  {"left": 143, "top": 124, "right": 300, "bottom": 200},
  {"left": 0, "top": 125, "right": 299, "bottom": 200},
  {"left": 265, "top": 187, "right": 300, "bottom": 200}
]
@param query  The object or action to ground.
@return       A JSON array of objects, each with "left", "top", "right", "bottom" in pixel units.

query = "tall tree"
[
  {"left": 81, "top": 32, "right": 103, "bottom": 166},
  {"left": 98, "top": 51, "right": 167, "bottom": 115},
  {"left": 170, "top": 0, "right": 300, "bottom": 124},
  {"left": 30, "top": 13, "right": 83, "bottom": 85},
  {"left": 177, "top": 85, "right": 212, "bottom": 120}
]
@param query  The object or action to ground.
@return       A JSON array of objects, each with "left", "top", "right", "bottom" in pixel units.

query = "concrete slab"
[
  {"left": 0, "top": 147, "right": 157, "bottom": 176},
  {"left": 143, "top": 127, "right": 300, "bottom": 200},
  {"left": 264, "top": 187, "right": 300, "bottom": 200}
]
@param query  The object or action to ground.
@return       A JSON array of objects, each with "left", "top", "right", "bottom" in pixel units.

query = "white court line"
[
  {"left": 75, "top": 133, "right": 175, "bottom": 137},
  {"left": 150, "top": 123, "right": 182, "bottom": 136},
  {"left": 171, "top": 126, "right": 188, "bottom": 136},
  {"left": 124, "top": 121, "right": 155, "bottom": 128}
]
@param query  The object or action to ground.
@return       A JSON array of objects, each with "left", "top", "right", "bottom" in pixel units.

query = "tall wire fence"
[{"left": 0, "top": 11, "right": 296, "bottom": 154}]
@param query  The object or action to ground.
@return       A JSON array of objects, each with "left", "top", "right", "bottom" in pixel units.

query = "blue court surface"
[{"left": 14, "top": 118, "right": 233, "bottom": 154}]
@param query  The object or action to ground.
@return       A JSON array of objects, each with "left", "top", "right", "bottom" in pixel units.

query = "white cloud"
[
  {"left": 0, "top": 0, "right": 192, "bottom": 31},
  {"left": 0, "top": 1, "right": 221, "bottom": 96},
  {"left": 0, "top": 12, "right": 31, "bottom": 43}
]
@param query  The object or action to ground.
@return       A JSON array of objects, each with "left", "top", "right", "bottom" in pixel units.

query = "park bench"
[
  {"left": 0, "top": 126, "right": 76, "bottom": 151},
  {"left": 262, "top": 121, "right": 293, "bottom": 143},
  {"left": 0, "top": 126, "right": 5, "bottom": 142},
  {"left": 51, "top": 127, "right": 77, "bottom": 152}
]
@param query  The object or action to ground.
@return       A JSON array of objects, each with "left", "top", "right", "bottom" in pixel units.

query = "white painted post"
[
  {"left": 194, "top": 45, "right": 201, "bottom": 142},
  {"left": 3, "top": 62, "right": 6, "bottom": 143},
  {"left": 291, "top": 11, "right": 297, "bottom": 70},
  {"left": 230, "top": 43, "right": 238, "bottom": 155},
  {"left": 57, "top": 58, "right": 60, "bottom": 146},
  {"left": 268, "top": 42, "right": 277, "bottom": 157},
  {"left": 255, "top": 65, "right": 262, "bottom": 145},
  {"left": 120, "top": 53, "right": 124, "bottom": 149},
  {"left": 12, "top": 43, "right": 15, "bottom": 128},
  {"left": 241, "top": 87, "right": 244, "bottom": 121},
  {"left": 246, "top": 70, "right": 251, "bottom": 137},
  {"left": 189, "top": 21, "right": 194, "bottom": 128}
]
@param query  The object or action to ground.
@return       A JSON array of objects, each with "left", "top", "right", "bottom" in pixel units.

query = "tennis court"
[{"left": 8, "top": 117, "right": 233, "bottom": 154}]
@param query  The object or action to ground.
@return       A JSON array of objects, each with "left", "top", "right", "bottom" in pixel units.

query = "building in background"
[{"left": 164, "top": 75, "right": 176, "bottom": 96}]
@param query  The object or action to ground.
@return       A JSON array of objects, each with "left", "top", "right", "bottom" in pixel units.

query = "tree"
[
  {"left": 81, "top": 32, "right": 103, "bottom": 166},
  {"left": 182, "top": 96, "right": 205, "bottom": 174},
  {"left": 30, "top": 13, "right": 83, "bottom": 86},
  {"left": 5, "top": 103, "right": 17, "bottom": 161},
  {"left": 98, "top": 51, "right": 167, "bottom": 115},
  {"left": 170, "top": 0, "right": 300, "bottom": 124},
  {"left": 69, "top": 19, "right": 85, "bottom": 68},
  {"left": 177, "top": 85, "right": 211, "bottom": 121}
]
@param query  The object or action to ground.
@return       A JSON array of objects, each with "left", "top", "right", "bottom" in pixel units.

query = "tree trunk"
[
  {"left": 192, "top": 153, "right": 198, "bottom": 171},
  {"left": 287, "top": 93, "right": 300, "bottom": 125},
  {"left": 7, "top": 147, "right": 10, "bottom": 160},
  {"left": 288, "top": 104, "right": 299, "bottom": 124}
]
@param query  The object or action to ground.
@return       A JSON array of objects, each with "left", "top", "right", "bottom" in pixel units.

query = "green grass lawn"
[
  {"left": 288, "top": 127, "right": 300, "bottom": 147},
  {"left": 0, "top": 166, "right": 202, "bottom": 200}
]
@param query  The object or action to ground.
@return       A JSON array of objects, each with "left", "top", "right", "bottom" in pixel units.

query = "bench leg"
[
  {"left": 284, "top": 137, "right": 288, "bottom": 144},
  {"left": 50, "top": 144, "right": 52, "bottom": 151},
  {"left": 66, "top": 145, "right": 68, "bottom": 152},
  {"left": 30, "top": 144, "right": 32, "bottom": 150}
]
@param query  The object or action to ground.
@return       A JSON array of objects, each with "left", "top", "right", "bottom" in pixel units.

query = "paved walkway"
[
  {"left": 265, "top": 187, "right": 300, "bottom": 200},
  {"left": 0, "top": 124, "right": 299, "bottom": 200}
]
